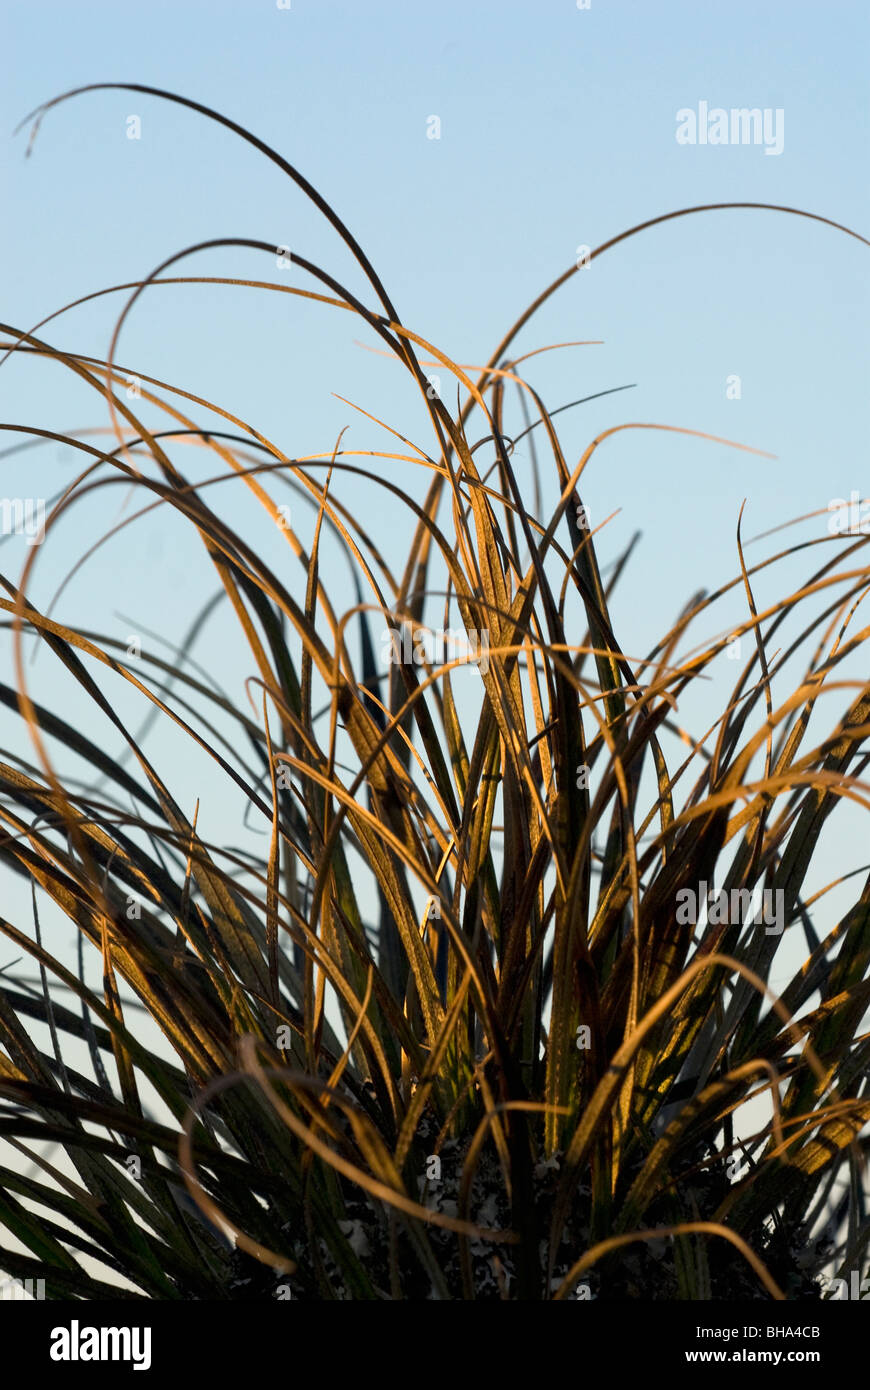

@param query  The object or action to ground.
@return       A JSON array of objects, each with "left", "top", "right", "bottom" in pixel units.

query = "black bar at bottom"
[{"left": 1, "top": 1295, "right": 866, "bottom": 1376}]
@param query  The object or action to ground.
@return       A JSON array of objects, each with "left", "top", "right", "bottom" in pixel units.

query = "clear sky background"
[{"left": 0, "top": 0, "right": 868, "bottom": 1290}]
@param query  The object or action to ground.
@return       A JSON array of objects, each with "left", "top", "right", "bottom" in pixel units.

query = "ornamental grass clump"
[{"left": 0, "top": 84, "right": 868, "bottom": 1300}]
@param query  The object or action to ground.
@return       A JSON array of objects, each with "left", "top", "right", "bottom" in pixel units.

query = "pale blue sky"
[
  {"left": 1, "top": 0, "right": 866, "bottom": 631},
  {"left": 0, "top": 5, "right": 868, "bottom": 1258}
]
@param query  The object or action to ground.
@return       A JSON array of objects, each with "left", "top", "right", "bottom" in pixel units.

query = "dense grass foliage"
[{"left": 0, "top": 85, "right": 868, "bottom": 1299}]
